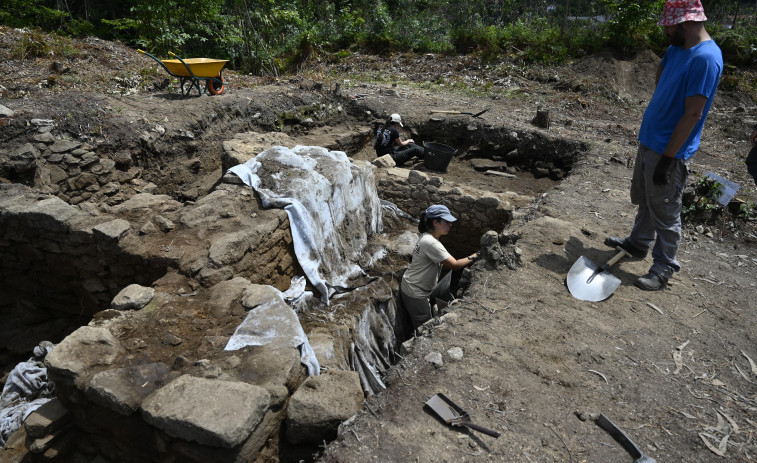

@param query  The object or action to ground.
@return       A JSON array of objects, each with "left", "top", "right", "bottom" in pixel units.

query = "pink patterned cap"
[{"left": 658, "top": 0, "right": 707, "bottom": 26}]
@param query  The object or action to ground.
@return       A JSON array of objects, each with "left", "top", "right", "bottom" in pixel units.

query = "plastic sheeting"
[
  {"left": 224, "top": 278, "right": 320, "bottom": 376},
  {"left": 0, "top": 342, "right": 55, "bottom": 447},
  {"left": 228, "top": 145, "right": 382, "bottom": 303}
]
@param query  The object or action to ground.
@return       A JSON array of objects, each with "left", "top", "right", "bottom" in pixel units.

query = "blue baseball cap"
[{"left": 426, "top": 204, "right": 457, "bottom": 222}]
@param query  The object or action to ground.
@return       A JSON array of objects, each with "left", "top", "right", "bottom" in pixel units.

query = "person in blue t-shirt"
[{"left": 604, "top": 0, "right": 723, "bottom": 291}]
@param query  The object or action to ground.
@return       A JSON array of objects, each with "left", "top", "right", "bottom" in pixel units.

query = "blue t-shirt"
[{"left": 638, "top": 40, "right": 723, "bottom": 160}]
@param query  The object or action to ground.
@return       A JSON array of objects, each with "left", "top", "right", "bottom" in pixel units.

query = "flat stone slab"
[
  {"left": 140, "top": 375, "right": 271, "bottom": 448},
  {"left": 86, "top": 363, "right": 170, "bottom": 415},
  {"left": 45, "top": 326, "right": 122, "bottom": 379}
]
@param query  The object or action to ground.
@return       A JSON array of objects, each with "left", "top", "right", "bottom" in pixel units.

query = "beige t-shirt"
[{"left": 400, "top": 233, "right": 451, "bottom": 298}]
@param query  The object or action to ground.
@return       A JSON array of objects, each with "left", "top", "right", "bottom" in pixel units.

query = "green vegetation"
[
  {"left": 2, "top": 1, "right": 756, "bottom": 75},
  {"left": 683, "top": 174, "right": 725, "bottom": 224}
]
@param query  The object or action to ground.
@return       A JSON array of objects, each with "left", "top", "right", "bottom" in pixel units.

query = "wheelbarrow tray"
[{"left": 161, "top": 58, "right": 228, "bottom": 78}]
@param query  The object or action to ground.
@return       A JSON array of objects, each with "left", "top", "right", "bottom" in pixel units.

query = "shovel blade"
[{"left": 567, "top": 256, "right": 621, "bottom": 302}]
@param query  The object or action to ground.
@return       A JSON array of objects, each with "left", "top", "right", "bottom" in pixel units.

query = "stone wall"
[
  {"left": 0, "top": 135, "right": 143, "bottom": 206},
  {"left": 0, "top": 183, "right": 297, "bottom": 357},
  {"left": 413, "top": 119, "right": 589, "bottom": 174},
  {"left": 375, "top": 167, "right": 535, "bottom": 253}
]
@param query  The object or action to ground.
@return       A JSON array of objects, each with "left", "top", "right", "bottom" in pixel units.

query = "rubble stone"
[{"left": 286, "top": 370, "right": 363, "bottom": 444}]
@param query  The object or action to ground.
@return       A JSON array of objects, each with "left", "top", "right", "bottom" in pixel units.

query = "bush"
[
  {"left": 500, "top": 18, "right": 567, "bottom": 65},
  {"left": 711, "top": 24, "right": 757, "bottom": 68}
]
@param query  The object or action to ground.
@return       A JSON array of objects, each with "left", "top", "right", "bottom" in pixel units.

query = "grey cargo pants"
[{"left": 626, "top": 145, "right": 689, "bottom": 279}]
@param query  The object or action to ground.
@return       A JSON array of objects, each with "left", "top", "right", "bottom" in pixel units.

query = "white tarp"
[
  {"left": 0, "top": 342, "right": 55, "bottom": 447},
  {"left": 225, "top": 279, "right": 319, "bottom": 376},
  {"left": 228, "top": 145, "right": 382, "bottom": 302}
]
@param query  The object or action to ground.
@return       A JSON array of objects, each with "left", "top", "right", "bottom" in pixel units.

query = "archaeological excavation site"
[
  {"left": 4, "top": 24, "right": 757, "bottom": 461},
  {"left": 0, "top": 73, "right": 589, "bottom": 462}
]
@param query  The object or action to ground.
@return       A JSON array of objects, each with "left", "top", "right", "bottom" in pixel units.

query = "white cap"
[{"left": 390, "top": 113, "right": 403, "bottom": 127}]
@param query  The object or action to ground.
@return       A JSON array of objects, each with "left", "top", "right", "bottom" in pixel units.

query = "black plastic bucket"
[{"left": 423, "top": 141, "right": 457, "bottom": 172}]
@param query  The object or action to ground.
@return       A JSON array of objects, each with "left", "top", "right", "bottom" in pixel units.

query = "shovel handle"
[
  {"left": 601, "top": 247, "right": 631, "bottom": 271},
  {"left": 429, "top": 110, "right": 463, "bottom": 114},
  {"left": 461, "top": 422, "right": 501, "bottom": 438}
]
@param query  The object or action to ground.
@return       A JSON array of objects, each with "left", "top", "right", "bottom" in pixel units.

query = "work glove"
[{"left": 652, "top": 155, "right": 674, "bottom": 186}]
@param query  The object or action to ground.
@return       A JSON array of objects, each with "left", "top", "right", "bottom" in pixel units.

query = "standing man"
[
  {"left": 605, "top": 0, "right": 723, "bottom": 291},
  {"left": 746, "top": 123, "right": 757, "bottom": 185}
]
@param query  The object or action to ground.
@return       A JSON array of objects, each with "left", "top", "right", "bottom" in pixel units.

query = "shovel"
[
  {"left": 429, "top": 108, "right": 489, "bottom": 118},
  {"left": 425, "top": 393, "right": 501, "bottom": 438},
  {"left": 567, "top": 247, "right": 631, "bottom": 302}
]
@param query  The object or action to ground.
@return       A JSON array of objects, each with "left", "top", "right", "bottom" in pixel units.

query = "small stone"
[
  {"left": 400, "top": 339, "right": 414, "bottom": 355},
  {"left": 139, "top": 221, "right": 158, "bottom": 235},
  {"left": 372, "top": 154, "right": 396, "bottom": 168},
  {"left": 154, "top": 215, "right": 175, "bottom": 232},
  {"left": 163, "top": 333, "right": 182, "bottom": 346},
  {"left": 111, "top": 284, "right": 155, "bottom": 310},
  {"left": 0, "top": 104, "right": 14, "bottom": 117},
  {"left": 447, "top": 347, "right": 464, "bottom": 361},
  {"left": 407, "top": 170, "right": 428, "bottom": 185},
  {"left": 424, "top": 352, "right": 443, "bottom": 368}
]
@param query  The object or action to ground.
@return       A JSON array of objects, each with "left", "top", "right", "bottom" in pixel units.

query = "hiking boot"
[
  {"left": 635, "top": 271, "right": 668, "bottom": 291},
  {"left": 604, "top": 236, "right": 648, "bottom": 259}
]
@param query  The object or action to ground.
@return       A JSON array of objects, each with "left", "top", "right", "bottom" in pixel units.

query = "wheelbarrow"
[{"left": 138, "top": 50, "right": 228, "bottom": 97}]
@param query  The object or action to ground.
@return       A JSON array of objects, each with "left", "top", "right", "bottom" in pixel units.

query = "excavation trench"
[{"left": 0, "top": 106, "right": 587, "bottom": 461}]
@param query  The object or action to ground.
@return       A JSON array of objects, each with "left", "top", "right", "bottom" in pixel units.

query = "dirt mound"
[{"left": 569, "top": 49, "right": 661, "bottom": 101}]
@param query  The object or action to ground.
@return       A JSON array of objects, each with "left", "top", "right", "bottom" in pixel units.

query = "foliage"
[
  {"left": 682, "top": 174, "right": 725, "bottom": 224},
  {"left": 1, "top": 1, "right": 757, "bottom": 76},
  {"left": 710, "top": 24, "right": 757, "bottom": 67},
  {"left": 598, "top": 0, "right": 666, "bottom": 53},
  {"left": 737, "top": 199, "right": 756, "bottom": 219}
]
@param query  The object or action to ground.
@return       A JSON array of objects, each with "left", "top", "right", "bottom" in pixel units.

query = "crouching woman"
[{"left": 400, "top": 205, "right": 478, "bottom": 329}]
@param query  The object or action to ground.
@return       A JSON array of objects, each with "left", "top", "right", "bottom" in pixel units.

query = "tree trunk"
[{"left": 561, "top": 0, "right": 570, "bottom": 40}]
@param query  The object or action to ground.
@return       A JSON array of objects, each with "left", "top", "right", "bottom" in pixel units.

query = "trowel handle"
[
  {"left": 601, "top": 247, "right": 631, "bottom": 271},
  {"left": 462, "top": 422, "right": 501, "bottom": 438}
]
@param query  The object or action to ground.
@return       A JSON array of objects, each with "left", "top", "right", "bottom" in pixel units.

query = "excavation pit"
[{"left": 0, "top": 105, "right": 588, "bottom": 462}]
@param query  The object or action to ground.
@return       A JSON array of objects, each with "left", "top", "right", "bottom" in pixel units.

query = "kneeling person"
[{"left": 375, "top": 113, "right": 424, "bottom": 166}]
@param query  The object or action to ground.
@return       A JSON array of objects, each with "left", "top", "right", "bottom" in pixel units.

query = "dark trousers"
[
  {"left": 747, "top": 145, "right": 757, "bottom": 186},
  {"left": 392, "top": 143, "right": 424, "bottom": 166}
]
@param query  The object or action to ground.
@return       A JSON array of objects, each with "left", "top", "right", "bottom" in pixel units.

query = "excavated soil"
[{"left": 2, "top": 26, "right": 757, "bottom": 462}]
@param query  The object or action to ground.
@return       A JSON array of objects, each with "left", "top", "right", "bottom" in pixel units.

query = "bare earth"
[{"left": 1, "top": 26, "right": 757, "bottom": 462}]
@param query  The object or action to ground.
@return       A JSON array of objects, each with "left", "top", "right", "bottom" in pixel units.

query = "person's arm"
[
  {"left": 440, "top": 252, "right": 479, "bottom": 270},
  {"left": 395, "top": 136, "right": 414, "bottom": 147},
  {"left": 661, "top": 94, "right": 708, "bottom": 158}
]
